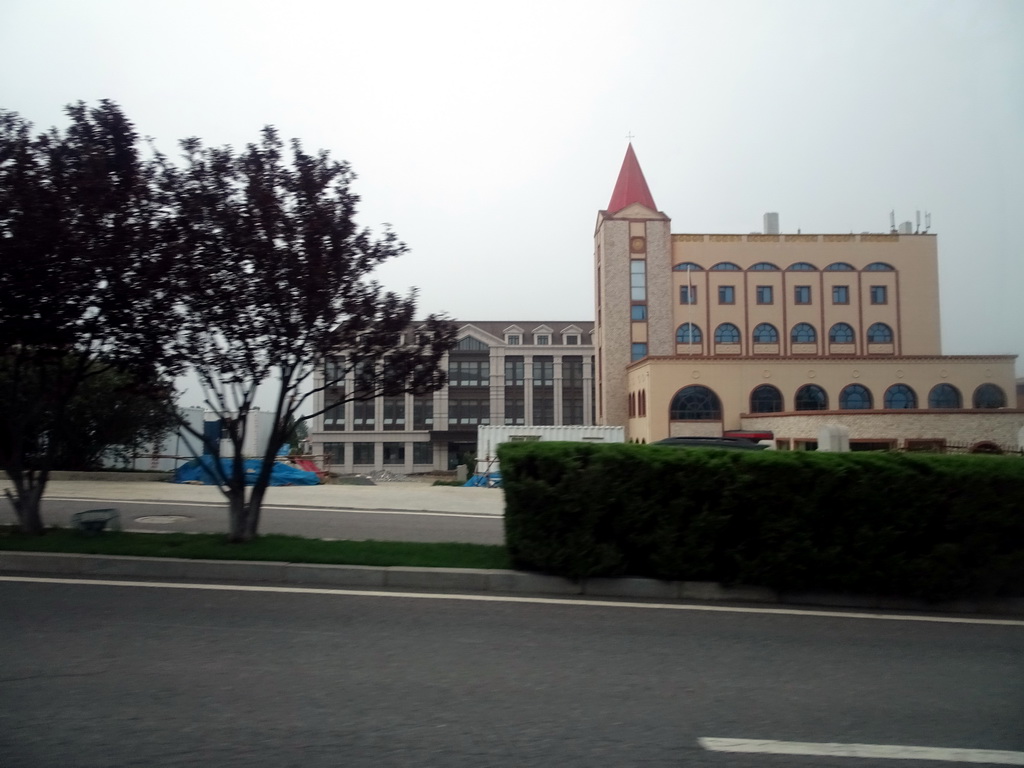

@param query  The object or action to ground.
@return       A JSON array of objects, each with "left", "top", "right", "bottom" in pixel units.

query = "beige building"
[
  {"left": 596, "top": 144, "right": 1023, "bottom": 451},
  {"left": 309, "top": 322, "right": 595, "bottom": 473}
]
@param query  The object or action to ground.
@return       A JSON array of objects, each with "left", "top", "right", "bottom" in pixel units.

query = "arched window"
[
  {"left": 825, "top": 262, "right": 855, "bottom": 271},
  {"left": 673, "top": 262, "right": 704, "bottom": 271},
  {"left": 749, "top": 262, "right": 780, "bottom": 271},
  {"left": 670, "top": 385, "right": 722, "bottom": 420},
  {"left": 676, "top": 323, "right": 702, "bottom": 343},
  {"left": 928, "top": 383, "right": 962, "bottom": 409},
  {"left": 973, "top": 383, "right": 1007, "bottom": 409},
  {"left": 867, "top": 323, "right": 893, "bottom": 343},
  {"left": 750, "top": 385, "right": 783, "bottom": 413},
  {"left": 710, "top": 262, "right": 741, "bottom": 271},
  {"left": 752, "top": 323, "right": 778, "bottom": 343},
  {"left": 884, "top": 384, "right": 917, "bottom": 409},
  {"left": 795, "top": 384, "right": 828, "bottom": 411},
  {"left": 714, "top": 323, "right": 740, "bottom": 343},
  {"left": 829, "top": 323, "right": 855, "bottom": 343},
  {"left": 791, "top": 323, "right": 817, "bottom": 343},
  {"left": 865, "top": 262, "right": 895, "bottom": 271},
  {"left": 787, "top": 262, "right": 817, "bottom": 271},
  {"left": 840, "top": 384, "right": 873, "bottom": 409}
]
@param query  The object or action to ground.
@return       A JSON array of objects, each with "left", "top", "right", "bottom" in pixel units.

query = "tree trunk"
[
  {"left": 225, "top": 486, "right": 253, "bottom": 543},
  {"left": 4, "top": 469, "right": 47, "bottom": 535}
]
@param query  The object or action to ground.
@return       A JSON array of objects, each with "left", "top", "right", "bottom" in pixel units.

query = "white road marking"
[
  {"left": 1, "top": 576, "right": 1022, "bottom": 626},
  {"left": 699, "top": 738, "right": 1024, "bottom": 764},
  {"left": 43, "top": 497, "right": 500, "bottom": 519}
]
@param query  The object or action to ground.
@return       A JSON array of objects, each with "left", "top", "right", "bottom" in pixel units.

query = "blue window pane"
[
  {"left": 750, "top": 385, "right": 783, "bottom": 413},
  {"left": 973, "top": 384, "right": 1006, "bottom": 408},
  {"left": 791, "top": 323, "right": 817, "bottom": 343},
  {"left": 884, "top": 384, "right": 917, "bottom": 409},
  {"left": 829, "top": 323, "right": 855, "bottom": 343},
  {"left": 631, "top": 343, "right": 648, "bottom": 362},
  {"left": 676, "top": 323, "right": 702, "bottom": 343},
  {"left": 840, "top": 384, "right": 873, "bottom": 409},
  {"left": 714, "top": 323, "right": 740, "bottom": 343},
  {"left": 795, "top": 384, "right": 828, "bottom": 410},
  {"left": 752, "top": 323, "right": 778, "bottom": 343},
  {"left": 867, "top": 323, "right": 893, "bottom": 343},
  {"left": 928, "top": 384, "right": 962, "bottom": 409}
]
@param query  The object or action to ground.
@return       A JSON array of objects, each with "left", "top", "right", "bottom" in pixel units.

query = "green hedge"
[{"left": 498, "top": 441, "right": 1024, "bottom": 600}]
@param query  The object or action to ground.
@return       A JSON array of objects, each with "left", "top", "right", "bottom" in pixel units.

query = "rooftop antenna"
[
  {"left": 925, "top": 211, "right": 932, "bottom": 232},
  {"left": 916, "top": 210, "right": 921, "bottom": 234},
  {"left": 889, "top": 210, "right": 896, "bottom": 233}
]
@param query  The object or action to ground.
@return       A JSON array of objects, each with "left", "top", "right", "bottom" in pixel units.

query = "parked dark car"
[{"left": 650, "top": 436, "right": 768, "bottom": 451}]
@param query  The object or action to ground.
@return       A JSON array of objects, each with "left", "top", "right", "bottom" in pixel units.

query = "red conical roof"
[{"left": 607, "top": 143, "right": 656, "bottom": 213}]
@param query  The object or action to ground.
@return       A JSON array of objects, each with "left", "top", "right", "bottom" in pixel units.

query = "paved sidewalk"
[{"left": 1, "top": 479, "right": 505, "bottom": 517}]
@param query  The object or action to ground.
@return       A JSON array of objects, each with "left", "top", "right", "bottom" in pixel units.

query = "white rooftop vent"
[
  {"left": 898, "top": 221, "right": 914, "bottom": 235},
  {"left": 763, "top": 212, "right": 779, "bottom": 235}
]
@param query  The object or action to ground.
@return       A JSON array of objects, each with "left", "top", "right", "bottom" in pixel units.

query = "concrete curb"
[{"left": 2, "top": 551, "right": 1023, "bottom": 616}]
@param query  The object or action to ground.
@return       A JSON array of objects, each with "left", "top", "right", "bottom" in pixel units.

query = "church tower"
[{"left": 593, "top": 144, "right": 672, "bottom": 429}]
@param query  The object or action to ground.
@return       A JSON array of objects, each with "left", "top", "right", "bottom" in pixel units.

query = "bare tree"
[
  {"left": 157, "top": 127, "right": 455, "bottom": 542},
  {"left": 0, "top": 103, "right": 177, "bottom": 533}
]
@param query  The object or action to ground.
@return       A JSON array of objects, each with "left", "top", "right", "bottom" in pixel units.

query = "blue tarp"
[
  {"left": 464, "top": 473, "right": 502, "bottom": 488},
  {"left": 172, "top": 457, "right": 320, "bottom": 486}
]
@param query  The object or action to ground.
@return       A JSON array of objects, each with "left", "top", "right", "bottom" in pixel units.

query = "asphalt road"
[
  {"left": 1, "top": 577, "right": 1022, "bottom": 767},
  {"left": 21, "top": 497, "right": 506, "bottom": 545}
]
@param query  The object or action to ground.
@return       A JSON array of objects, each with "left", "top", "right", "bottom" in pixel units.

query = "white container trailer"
[{"left": 475, "top": 425, "right": 626, "bottom": 475}]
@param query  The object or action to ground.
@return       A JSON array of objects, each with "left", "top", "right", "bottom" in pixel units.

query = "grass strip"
[{"left": 0, "top": 527, "right": 511, "bottom": 570}]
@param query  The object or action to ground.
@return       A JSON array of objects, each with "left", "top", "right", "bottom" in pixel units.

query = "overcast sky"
[{"left": 3, "top": 0, "right": 1023, "bottom": 391}]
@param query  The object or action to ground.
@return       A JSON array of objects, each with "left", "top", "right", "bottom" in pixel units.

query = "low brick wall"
[{"left": 742, "top": 410, "right": 1024, "bottom": 450}]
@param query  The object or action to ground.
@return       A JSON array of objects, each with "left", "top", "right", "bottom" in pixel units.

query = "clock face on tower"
[{"left": 630, "top": 236, "right": 646, "bottom": 253}]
